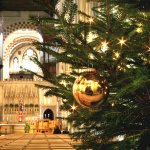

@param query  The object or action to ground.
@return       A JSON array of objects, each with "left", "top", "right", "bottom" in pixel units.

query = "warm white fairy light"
[
  {"left": 117, "top": 65, "right": 126, "bottom": 71},
  {"left": 136, "top": 27, "right": 143, "bottom": 33},
  {"left": 87, "top": 32, "right": 98, "bottom": 43},
  {"left": 136, "top": 23, "right": 143, "bottom": 33},
  {"left": 89, "top": 17, "right": 94, "bottom": 24},
  {"left": 112, "top": 6, "right": 118, "bottom": 14},
  {"left": 60, "top": 80, "right": 67, "bottom": 87},
  {"left": 137, "top": 23, "right": 143, "bottom": 27},
  {"left": 111, "top": 103, "right": 115, "bottom": 107},
  {"left": 89, "top": 53, "right": 94, "bottom": 59},
  {"left": 118, "top": 37, "right": 126, "bottom": 46},
  {"left": 114, "top": 52, "right": 120, "bottom": 59},
  {"left": 125, "top": 18, "right": 130, "bottom": 23},
  {"left": 116, "top": 135, "right": 125, "bottom": 141},
  {"left": 71, "top": 105, "right": 77, "bottom": 111},
  {"left": 101, "top": 40, "right": 109, "bottom": 52}
]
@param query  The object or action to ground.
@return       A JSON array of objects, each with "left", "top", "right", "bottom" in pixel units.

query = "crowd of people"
[{"left": 53, "top": 126, "right": 69, "bottom": 134}]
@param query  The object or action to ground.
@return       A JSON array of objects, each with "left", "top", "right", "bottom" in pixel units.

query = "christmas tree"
[{"left": 29, "top": 0, "right": 150, "bottom": 149}]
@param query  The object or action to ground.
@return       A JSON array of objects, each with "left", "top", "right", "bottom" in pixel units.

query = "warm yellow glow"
[
  {"left": 147, "top": 46, "right": 150, "bottom": 52},
  {"left": 101, "top": 40, "right": 109, "bottom": 52},
  {"left": 89, "top": 17, "right": 94, "bottom": 23},
  {"left": 79, "top": 84, "right": 86, "bottom": 92},
  {"left": 137, "top": 23, "right": 143, "bottom": 27},
  {"left": 116, "top": 135, "right": 125, "bottom": 141},
  {"left": 118, "top": 37, "right": 126, "bottom": 46},
  {"left": 60, "top": 80, "right": 67, "bottom": 87},
  {"left": 87, "top": 32, "right": 98, "bottom": 43},
  {"left": 114, "top": 52, "right": 120, "bottom": 59},
  {"left": 71, "top": 105, "right": 77, "bottom": 110},
  {"left": 125, "top": 18, "right": 130, "bottom": 23},
  {"left": 86, "top": 80, "right": 100, "bottom": 92},
  {"left": 111, "top": 103, "right": 115, "bottom": 107},
  {"left": 77, "top": 78, "right": 100, "bottom": 93},
  {"left": 136, "top": 27, "right": 143, "bottom": 33},
  {"left": 89, "top": 54, "right": 94, "bottom": 59},
  {"left": 112, "top": 7, "right": 118, "bottom": 14},
  {"left": 142, "top": 12, "right": 147, "bottom": 17},
  {"left": 117, "top": 65, "right": 126, "bottom": 72}
]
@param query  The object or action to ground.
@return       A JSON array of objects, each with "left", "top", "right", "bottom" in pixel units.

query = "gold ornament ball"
[{"left": 73, "top": 71, "right": 108, "bottom": 108}]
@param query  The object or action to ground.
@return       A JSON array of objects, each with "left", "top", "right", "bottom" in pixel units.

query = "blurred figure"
[
  {"left": 53, "top": 126, "right": 61, "bottom": 134},
  {"left": 62, "top": 127, "right": 69, "bottom": 134}
]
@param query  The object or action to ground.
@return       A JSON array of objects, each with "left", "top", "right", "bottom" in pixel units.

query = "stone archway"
[
  {"left": 43, "top": 109, "right": 54, "bottom": 120},
  {"left": 3, "top": 21, "right": 38, "bottom": 40},
  {"left": 2, "top": 23, "right": 42, "bottom": 79}
]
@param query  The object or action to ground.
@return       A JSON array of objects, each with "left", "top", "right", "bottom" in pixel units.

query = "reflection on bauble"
[{"left": 73, "top": 71, "right": 108, "bottom": 108}]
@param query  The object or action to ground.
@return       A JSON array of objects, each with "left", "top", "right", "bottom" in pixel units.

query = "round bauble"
[{"left": 73, "top": 71, "right": 108, "bottom": 108}]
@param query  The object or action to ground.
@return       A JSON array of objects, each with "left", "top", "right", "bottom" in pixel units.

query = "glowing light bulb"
[
  {"left": 71, "top": 105, "right": 77, "bottom": 110},
  {"left": 136, "top": 27, "right": 143, "bottom": 33},
  {"left": 114, "top": 52, "right": 120, "bottom": 59},
  {"left": 87, "top": 32, "right": 98, "bottom": 43},
  {"left": 112, "top": 7, "right": 118, "bottom": 14},
  {"left": 89, "top": 17, "right": 94, "bottom": 23},
  {"left": 89, "top": 54, "right": 94, "bottom": 59},
  {"left": 137, "top": 23, "right": 143, "bottom": 27},
  {"left": 60, "top": 80, "right": 67, "bottom": 87},
  {"left": 111, "top": 103, "right": 115, "bottom": 107},
  {"left": 116, "top": 135, "right": 125, "bottom": 141},
  {"left": 118, "top": 37, "right": 126, "bottom": 46},
  {"left": 125, "top": 18, "right": 130, "bottom": 23},
  {"left": 101, "top": 40, "right": 109, "bottom": 52}
]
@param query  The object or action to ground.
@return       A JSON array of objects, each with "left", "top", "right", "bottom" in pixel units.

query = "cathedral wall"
[
  {"left": 0, "top": 11, "right": 47, "bottom": 30},
  {"left": 0, "top": 83, "right": 3, "bottom": 120},
  {"left": 0, "top": 80, "right": 58, "bottom": 123}
]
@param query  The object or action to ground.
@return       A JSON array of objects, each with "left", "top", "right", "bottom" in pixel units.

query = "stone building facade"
[{"left": 0, "top": 1, "right": 95, "bottom": 132}]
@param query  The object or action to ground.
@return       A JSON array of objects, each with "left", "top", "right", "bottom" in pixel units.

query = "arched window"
[
  {"left": 13, "top": 57, "right": 19, "bottom": 72},
  {"left": 22, "top": 48, "right": 39, "bottom": 72},
  {"left": 43, "top": 109, "right": 54, "bottom": 120}
]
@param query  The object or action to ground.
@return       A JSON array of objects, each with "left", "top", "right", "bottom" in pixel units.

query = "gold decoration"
[{"left": 73, "top": 71, "right": 108, "bottom": 108}]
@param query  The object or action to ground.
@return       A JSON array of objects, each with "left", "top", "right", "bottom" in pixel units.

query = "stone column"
[{"left": 0, "top": 17, "right": 3, "bottom": 80}]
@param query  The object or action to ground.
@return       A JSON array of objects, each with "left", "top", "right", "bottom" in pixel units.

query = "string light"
[
  {"left": 89, "top": 53, "right": 94, "bottom": 59},
  {"left": 87, "top": 32, "right": 98, "bottom": 43},
  {"left": 111, "top": 103, "right": 115, "bottom": 107},
  {"left": 113, "top": 52, "right": 120, "bottom": 59},
  {"left": 71, "top": 104, "right": 77, "bottom": 111},
  {"left": 116, "top": 135, "right": 125, "bottom": 141},
  {"left": 125, "top": 18, "right": 130, "bottom": 23},
  {"left": 118, "top": 37, "right": 126, "bottom": 46},
  {"left": 60, "top": 80, "right": 67, "bottom": 87},
  {"left": 136, "top": 27, "right": 143, "bottom": 33},
  {"left": 137, "top": 23, "right": 143, "bottom": 27},
  {"left": 136, "top": 23, "right": 143, "bottom": 33},
  {"left": 89, "top": 17, "right": 94, "bottom": 24},
  {"left": 117, "top": 65, "right": 126, "bottom": 72},
  {"left": 112, "top": 6, "right": 118, "bottom": 14},
  {"left": 101, "top": 40, "right": 109, "bottom": 52}
]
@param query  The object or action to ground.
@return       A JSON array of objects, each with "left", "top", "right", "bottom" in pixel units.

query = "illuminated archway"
[{"left": 43, "top": 109, "right": 54, "bottom": 120}]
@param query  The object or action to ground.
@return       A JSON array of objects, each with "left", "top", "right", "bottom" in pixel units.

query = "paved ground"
[{"left": 0, "top": 133, "right": 79, "bottom": 150}]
